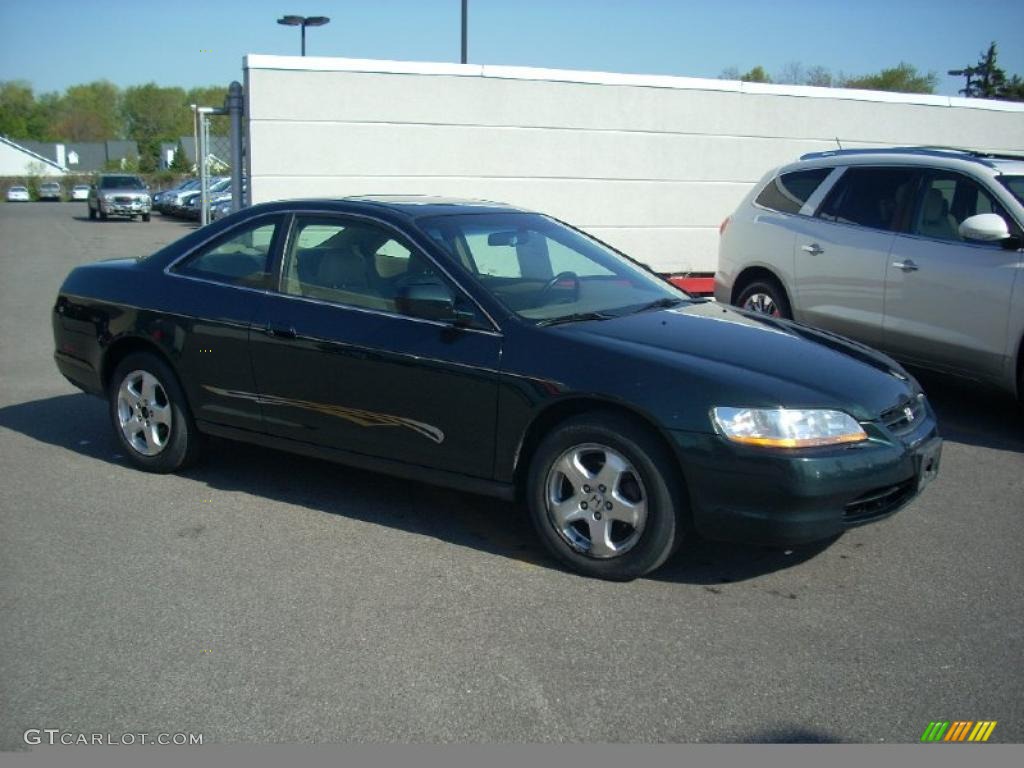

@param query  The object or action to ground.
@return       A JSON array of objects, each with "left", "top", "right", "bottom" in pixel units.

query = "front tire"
[
  {"left": 109, "top": 352, "right": 203, "bottom": 473},
  {"left": 88, "top": 205, "right": 96, "bottom": 220},
  {"left": 526, "top": 411, "right": 687, "bottom": 580},
  {"left": 736, "top": 278, "right": 792, "bottom": 320},
  {"left": 142, "top": 213, "right": 151, "bottom": 222}
]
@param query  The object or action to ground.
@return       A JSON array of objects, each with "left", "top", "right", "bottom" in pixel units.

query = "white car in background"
[
  {"left": 71, "top": 184, "right": 91, "bottom": 201},
  {"left": 7, "top": 185, "right": 30, "bottom": 202}
]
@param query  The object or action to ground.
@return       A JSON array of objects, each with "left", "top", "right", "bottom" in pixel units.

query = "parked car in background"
[
  {"left": 52, "top": 196, "right": 941, "bottom": 580},
  {"left": 716, "top": 147, "right": 1024, "bottom": 404},
  {"left": 6, "top": 185, "right": 30, "bottom": 202},
  {"left": 38, "top": 182, "right": 63, "bottom": 201},
  {"left": 154, "top": 178, "right": 199, "bottom": 214},
  {"left": 171, "top": 177, "right": 230, "bottom": 219},
  {"left": 71, "top": 184, "right": 91, "bottom": 201},
  {"left": 87, "top": 174, "right": 152, "bottom": 221}
]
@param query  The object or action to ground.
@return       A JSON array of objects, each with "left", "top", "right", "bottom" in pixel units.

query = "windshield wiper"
[
  {"left": 536, "top": 311, "right": 615, "bottom": 327},
  {"left": 625, "top": 297, "right": 688, "bottom": 315}
]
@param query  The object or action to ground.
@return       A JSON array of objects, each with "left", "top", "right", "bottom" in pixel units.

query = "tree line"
[
  {"left": 0, "top": 81, "right": 231, "bottom": 172},
  {"left": 722, "top": 43, "right": 1023, "bottom": 100}
]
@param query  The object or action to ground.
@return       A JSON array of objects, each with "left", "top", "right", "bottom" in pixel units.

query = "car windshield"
[
  {"left": 417, "top": 212, "right": 688, "bottom": 321},
  {"left": 999, "top": 176, "right": 1024, "bottom": 206},
  {"left": 100, "top": 176, "right": 144, "bottom": 189}
]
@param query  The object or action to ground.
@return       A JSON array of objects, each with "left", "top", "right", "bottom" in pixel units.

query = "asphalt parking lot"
[{"left": 1, "top": 202, "right": 1022, "bottom": 746}]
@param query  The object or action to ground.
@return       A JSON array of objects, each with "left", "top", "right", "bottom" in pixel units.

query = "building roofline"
[
  {"left": 244, "top": 54, "right": 1024, "bottom": 113},
  {"left": 0, "top": 135, "right": 68, "bottom": 173}
]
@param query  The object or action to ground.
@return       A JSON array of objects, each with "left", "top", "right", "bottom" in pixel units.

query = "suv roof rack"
[{"left": 799, "top": 145, "right": 1024, "bottom": 168}]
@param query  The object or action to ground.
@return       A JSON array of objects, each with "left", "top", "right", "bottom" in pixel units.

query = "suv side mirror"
[{"left": 959, "top": 213, "right": 1010, "bottom": 242}]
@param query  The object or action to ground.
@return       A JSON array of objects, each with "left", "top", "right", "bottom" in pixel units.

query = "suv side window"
[
  {"left": 911, "top": 172, "right": 1022, "bottom": 243},
  {"left": 816, "top": 167, "right": 919, "bottom": 232},
  {"left": 755, "top": 168, "right": 832, "bottom": 214},
  {"left": 174, "top": 217, "right": 281, "bottom": 288}
]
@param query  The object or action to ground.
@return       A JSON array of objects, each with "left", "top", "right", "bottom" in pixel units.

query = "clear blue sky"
[{"left": 2, "top": 0, "right": 1023, "bottom": 97}]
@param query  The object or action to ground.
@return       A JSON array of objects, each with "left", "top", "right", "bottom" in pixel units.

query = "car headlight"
[
  {"left": 711, "top": 407, "right": 867, "bottom": 448},
  {"left": 103, "top": 194, "right": 115, "bottom": 202}
]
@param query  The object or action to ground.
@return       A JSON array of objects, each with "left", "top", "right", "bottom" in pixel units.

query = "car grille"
[
  {"left": 879, "top": 395, "right": 926, "bottom": 435},
  {"left": 843, "top": 478, "right": 917, "bottom": 524},
  {"left": 114, "top": 196, "right": 135, "bottom": 203}
]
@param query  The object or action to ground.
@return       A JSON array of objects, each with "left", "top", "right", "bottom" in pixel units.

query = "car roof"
[
  {"left": 268, "top": 195, "right": 529, "bottom": 219},
  {"left": 790, "top": 146, "right": 1024, "bottom": 177}
]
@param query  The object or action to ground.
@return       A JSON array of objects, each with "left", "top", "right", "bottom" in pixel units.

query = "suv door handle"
[
  {"left": 892, "top": 259, "right": 919, "bottom": 272},
  {"left": 262, "top": 325, "right": 297, "bottom": 339},
  {"left": 801, "top": 243, "right": 824, "bottom": 256}
]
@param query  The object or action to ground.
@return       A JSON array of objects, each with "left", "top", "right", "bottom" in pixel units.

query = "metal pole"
[
  {"left": 227, "top": 82, "right": 244, "bottom": 212},
  {"left": 199, "top": 112, "right": 209, "bottom": 226},
  {"left": 301, "top": 23, "right": 306, "bottom": 56},
  {"left": 461, "top": 0, "right": 468, "bottom": 63}
]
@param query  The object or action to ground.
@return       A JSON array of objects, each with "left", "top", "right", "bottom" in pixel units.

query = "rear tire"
[
  {"left": 109, "top": 352, "right": 203, "bottom": 473},
  {"left": 736, "top": 278, "right": 792, "bottom": 320},
  {"left": 526, "top": 411, "right": 687, "bottom": 580}
]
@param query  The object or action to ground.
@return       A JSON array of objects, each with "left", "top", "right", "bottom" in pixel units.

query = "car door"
[
  {"left": 793, "top": 166, "right": 920, "bottom": 346},
  {"left": 248, "top": 212, "right": 502, "bottom": 479},
  {"left": 883, "top": 170, "right": 1024, "bottom": 380},
  {"left": 166, "top": 213, "right": 285, "bottom": 431}
]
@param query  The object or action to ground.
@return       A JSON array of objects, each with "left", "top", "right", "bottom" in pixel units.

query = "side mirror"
[
  {"left": 959, "top": 213, "right": 1011, "bottom": 242},
  {"left": 396, "top": 282, "right": 461, "bottom": 322}
]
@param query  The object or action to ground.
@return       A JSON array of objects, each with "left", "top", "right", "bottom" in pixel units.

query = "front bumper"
[
  {"left": 670, "top": 407, "right": 941, "bottom": 546},
  {"left": 100, "top": 199, "right": 151, "bottom": 216}
]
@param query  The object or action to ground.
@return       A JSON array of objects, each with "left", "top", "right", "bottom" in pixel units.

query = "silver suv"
[
  {"left": 715, "top": 147, "right": 1024, "bottom": 401},
  {"left": 87, "top": 174, "right": 152, "bottom": 221}
]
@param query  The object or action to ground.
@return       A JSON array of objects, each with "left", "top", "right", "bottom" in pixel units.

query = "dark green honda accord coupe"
[{"left": 52, "top": 197, "right": 942, "bottom": 580}]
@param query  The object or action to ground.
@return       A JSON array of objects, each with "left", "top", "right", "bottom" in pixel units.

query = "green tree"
[
  {"left": 53, "top": 81, "right": 122, "bottom": 141},
  {"left": 841, "top": 62, "right": 937, "bottom": 94},
  {"left": 949, "top": 42, "right": 1022, "bottom": 102},
  {"left": 740, "top": 66, "right": 772, "bottom": 83},
  {"left": 186, "top": 85, "right": 230, "bottom": 135},
  {"left": 121, "top": 83, "right": 191, "bottom": 170},
  {"left": 0, "top": 81, "right": 37, "bottom": 138},
  {"left": 169, "top": 139, "right": 192, "bottom": 173}
]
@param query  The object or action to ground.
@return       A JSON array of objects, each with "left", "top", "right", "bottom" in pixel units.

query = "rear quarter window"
[{"left": 755, "top": 168, "right": 832, "bottom": 214}]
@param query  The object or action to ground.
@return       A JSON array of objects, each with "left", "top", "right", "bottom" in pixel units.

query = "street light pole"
[
  {"left": 461, "top": 0, "right": 468, "bottom": 64},
  {"left": 277, "top": 15, "right": 331, "bottom": 56}
]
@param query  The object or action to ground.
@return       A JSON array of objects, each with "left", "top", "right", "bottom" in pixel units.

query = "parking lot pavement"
[{"left": 1, "top": 202, "right": 1022, "bottom": 746}]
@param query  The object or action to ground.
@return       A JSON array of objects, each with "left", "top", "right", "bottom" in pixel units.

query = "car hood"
[{"left": 560, "top": 300, "right": 916, "bottom": 422}]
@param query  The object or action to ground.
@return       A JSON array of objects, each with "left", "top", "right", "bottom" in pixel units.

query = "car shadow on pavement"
[
  {"left": 1, "top": 392, "right": 833, "bottom": 585},
  {"left": 912, "top": 369, "right": 1023, "bottom": 453}
]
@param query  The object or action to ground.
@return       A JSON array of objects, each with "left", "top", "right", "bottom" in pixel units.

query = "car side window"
[
  {"left": 755, "top": 168, "right": 832, "bottom": 214},
  {"left": 173, "top": 218, "right": 280, "bottom": 288},
  {"left": 280, "top": 216, "right": 464, "bottom": 319},
  {"left": 816, "top": 167, "right": 918, "bottom": 232},
  {"left": 911, "top": 172, "right": 1021, "bottom": 243}
]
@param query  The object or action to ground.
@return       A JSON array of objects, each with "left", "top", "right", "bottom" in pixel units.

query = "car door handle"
[
  {"left": 262, "top": 325, "right": 297, "bottom": 339},
  {"left": 801, "top": 243, "right": 824, "bottom": 256},
  {"left": 892, "top": 259, "right": 919, "bottom": 272}
]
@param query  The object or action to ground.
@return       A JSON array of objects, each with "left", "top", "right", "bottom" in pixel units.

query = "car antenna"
[{"left": 835, "top": 137, "right": 843, "bottom": 150}]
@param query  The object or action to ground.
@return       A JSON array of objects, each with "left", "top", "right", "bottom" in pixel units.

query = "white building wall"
[
  {"left": 244, "top": 55, "right": 1024, "bottom": 273},
  {"left": 0, "top": 139, "right": 67, "bottom": 178}
]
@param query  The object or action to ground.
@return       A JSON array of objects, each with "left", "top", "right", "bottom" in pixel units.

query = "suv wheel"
[
  {"left": 88, "top": 205, "right": 96, "bottom": 220},
  {"left": 526, "top": 411, "right": 687, "bottom": 580},
  {"left": 737, "top": 278, "right": 792, "bottom": 320}
]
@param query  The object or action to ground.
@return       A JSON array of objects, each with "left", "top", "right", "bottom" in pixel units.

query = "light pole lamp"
[{"left": 277, "top": 15, "right": 330, "bottom": 56}]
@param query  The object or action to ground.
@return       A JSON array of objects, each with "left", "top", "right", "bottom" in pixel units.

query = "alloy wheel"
[{"left": 544, "top": 443, "right": 648, "bottom": 558}]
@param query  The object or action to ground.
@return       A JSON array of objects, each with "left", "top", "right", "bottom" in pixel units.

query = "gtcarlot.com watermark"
[{"left": 24, "top": 729, "right": 203, "bottom": 746}]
